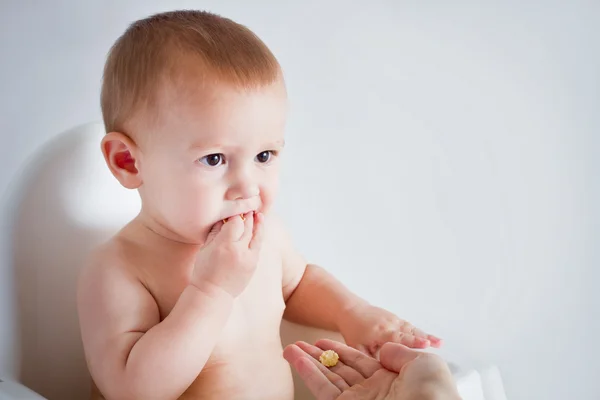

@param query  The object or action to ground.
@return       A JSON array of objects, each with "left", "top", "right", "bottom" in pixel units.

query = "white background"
[{"left": 0, "top": 1, "right": 598, "bottom": 399}]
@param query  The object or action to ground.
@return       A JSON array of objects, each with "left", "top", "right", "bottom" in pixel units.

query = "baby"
[{"left": 77, "top": 10, "right": 441, "bottom": 400}]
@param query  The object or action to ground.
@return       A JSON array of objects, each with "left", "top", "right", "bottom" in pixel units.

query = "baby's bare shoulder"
[
  {"left": 78, "top": 229, "right": 153, "bottom": 307},
  {"left": 78, "top": 231, "right": 160, "bottom": 342},
  {"left": 84, "top": 233, "right": 138, "bottom": 276}
]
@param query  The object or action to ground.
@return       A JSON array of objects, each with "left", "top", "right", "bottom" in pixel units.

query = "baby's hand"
[
  {"left": 191, "top": 212, "right": 264, "bottom": 298},
  {"left": 339, "top": 305, "right": 442, "bottom": 358}
]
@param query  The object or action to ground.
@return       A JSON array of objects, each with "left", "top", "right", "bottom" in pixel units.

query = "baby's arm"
[
  {"left": 77, "top": 251, "right": 233, "bottom": 400},
  {"left": 276, "top": 218, "right": 368, "bottom": 331}
]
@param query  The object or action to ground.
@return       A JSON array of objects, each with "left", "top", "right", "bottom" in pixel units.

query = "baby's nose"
[{"left": 225, "top": 180, "right": 259, "bottom": 201}]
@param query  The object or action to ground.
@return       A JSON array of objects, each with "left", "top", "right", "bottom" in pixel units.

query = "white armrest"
[
  {"left": 454, "top": 369, "right": 487, "bottom": 400},
  {"left": 453, "top": 365, "right": 508, "bottom": 400},
  {"left": 0, "top": 379, "right": 46, "bottom": 400}
]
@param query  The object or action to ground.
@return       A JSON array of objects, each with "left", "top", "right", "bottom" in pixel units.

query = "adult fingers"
[
  {"left": 296, "top": 341, "right": 363, "bottom": 387},
  {"left": 315, "top": 339, "right": 382, "bottom": 379},
  {"left": 284, "top": 344, "right": 346, "bottom": 398}
]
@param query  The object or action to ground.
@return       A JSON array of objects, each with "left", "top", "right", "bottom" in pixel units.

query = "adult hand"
[{"left": 283, "top": 339, "right": 461, "bottom": 400}]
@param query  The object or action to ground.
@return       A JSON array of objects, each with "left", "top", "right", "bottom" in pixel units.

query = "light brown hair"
[{"left": 100, "top": 10, "right": 281, "bottom": 134}]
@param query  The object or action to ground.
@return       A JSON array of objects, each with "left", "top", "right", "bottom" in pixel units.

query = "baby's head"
[{"left": 100, "top": 10, "right": 287, "bottom": 243}]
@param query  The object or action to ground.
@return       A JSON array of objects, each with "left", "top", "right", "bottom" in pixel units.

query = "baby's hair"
[{"left": 101, "top": 10, "right": 281, "bottom": 134}]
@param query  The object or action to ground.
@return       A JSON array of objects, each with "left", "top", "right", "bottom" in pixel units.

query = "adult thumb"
[{"left": 379, "top": 342, "right": 420, "bottom": 373}]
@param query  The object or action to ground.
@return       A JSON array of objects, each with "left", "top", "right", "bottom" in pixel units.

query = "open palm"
[{"left": 284, "top": 339, "right": 399, "bottom": 400}]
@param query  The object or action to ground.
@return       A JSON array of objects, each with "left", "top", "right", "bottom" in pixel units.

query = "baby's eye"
[
  {"left": 199, "top": 153, "right": 224, "bottom": 167},
  {"left": 255, "top": 151, "right": 273, "bottom": 163}
]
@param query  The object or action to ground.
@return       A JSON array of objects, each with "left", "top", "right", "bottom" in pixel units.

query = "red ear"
[
  {"left": 101, "top": 132, "right": 142, "bottom": 189},
  {"left": 114, "top": 149, "right": 136, "bottom": 173}
]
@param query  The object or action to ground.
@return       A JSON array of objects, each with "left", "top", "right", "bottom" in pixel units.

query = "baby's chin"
[{"left": 167, "top": 222, "right": 219, "bottom": 245}]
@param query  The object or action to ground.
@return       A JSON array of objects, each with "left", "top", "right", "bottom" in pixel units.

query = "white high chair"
[{"left": 3, "top": 122, "right": 507, "bottom": 399}]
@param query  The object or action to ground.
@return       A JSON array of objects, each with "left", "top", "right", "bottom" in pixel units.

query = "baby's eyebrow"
[
  {"left": 265, "top": 139, "right": 285, "bottom": 148},
  {"left": 188, "top": 140, "right": 218, "bottom": 150},
  {"left": 189, "top": 139, "right": 285, "bottom": 151}
]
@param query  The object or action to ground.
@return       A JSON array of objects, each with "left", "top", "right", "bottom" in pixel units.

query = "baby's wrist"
[
  {"left": 337, "top": 300, "right": 370, "bottom": 330},
  {"left": 187, "top": 281, "right": 235, "bottom": 303}
]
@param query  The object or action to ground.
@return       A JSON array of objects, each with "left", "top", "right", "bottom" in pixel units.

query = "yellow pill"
[{"left": 319, "top": 350, "right": 339, "bottom": 367}]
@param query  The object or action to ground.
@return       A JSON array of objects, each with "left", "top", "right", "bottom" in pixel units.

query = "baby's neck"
[{"left": 124, "top": 213, "right": 201, "bottom": 255}]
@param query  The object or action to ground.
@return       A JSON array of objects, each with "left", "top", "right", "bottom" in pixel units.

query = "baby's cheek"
[
  {"left": 259, "top": 187, "right": 277, "bottom": 213},
  {"left": 177, "top": 195, "right": 216, "bottom": 227}
]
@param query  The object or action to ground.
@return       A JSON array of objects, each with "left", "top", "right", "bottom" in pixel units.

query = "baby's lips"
[{"left": 222, "top": 213, "right": 250, "bottom": 224}]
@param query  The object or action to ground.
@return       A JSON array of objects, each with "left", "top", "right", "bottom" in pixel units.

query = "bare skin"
[
  {"left": 80, "top": 214, "right": 294, "bottom": 399},
  {"left": 77, "top": 78, "right": 442, "bottom": 399},
  {"left": 284, "top": 339, "right": 461, "bottom": 400}
]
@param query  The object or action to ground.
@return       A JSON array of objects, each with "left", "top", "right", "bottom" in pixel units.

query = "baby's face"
[{"left": 137, "top": 80, "right": 287, "bottom": 243}]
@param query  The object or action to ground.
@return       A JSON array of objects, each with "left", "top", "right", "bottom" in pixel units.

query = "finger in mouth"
[{"left": 222, "top": 214, "right": 245, "bottom": 224}]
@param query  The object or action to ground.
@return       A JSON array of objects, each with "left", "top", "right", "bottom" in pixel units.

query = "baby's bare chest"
[{"left": 144, "top": 248, "right": 286, "bottom": 345}]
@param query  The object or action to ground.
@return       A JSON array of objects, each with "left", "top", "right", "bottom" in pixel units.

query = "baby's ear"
[{"left": 101, "top": 131, "right": 142, "bottom": 189}]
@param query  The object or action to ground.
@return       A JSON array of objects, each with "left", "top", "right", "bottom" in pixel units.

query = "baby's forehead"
[
  {"left": 169, "top": 71, "right": 285, "bottom": 103},
  {"left": 151, "top": 79, "right": 287, "bottom": 145},
  {"left": 173, "top": 73, "right": 285, "bottom": 110}
]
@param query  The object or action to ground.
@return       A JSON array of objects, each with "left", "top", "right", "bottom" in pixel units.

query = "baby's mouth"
[
  {"left": 207, "top": 211, "right": 255, "bottom": 241},
  {"left": 222, "top": 209, "right": 257, "bottom": 224},
  {"left": 222, "top": 214, "right": 246, "bottom": 224}
]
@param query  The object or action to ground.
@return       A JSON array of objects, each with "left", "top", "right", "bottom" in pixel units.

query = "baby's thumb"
[
  {"left": 206, "top": 221, "right": 223, "bottom": 244},
  {"left": 379, "top": 343, "right": 420, "bottom": 373}
]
